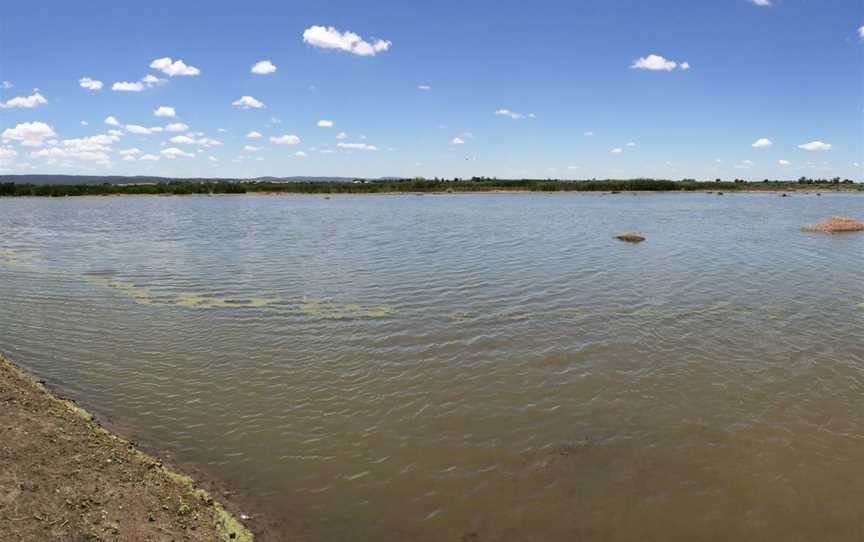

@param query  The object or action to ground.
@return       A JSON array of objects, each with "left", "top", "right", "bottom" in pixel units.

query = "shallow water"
[{"left": 1, "top": 192, "right": 862, "bottom": 541}]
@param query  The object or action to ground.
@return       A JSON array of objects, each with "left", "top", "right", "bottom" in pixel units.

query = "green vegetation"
[{"left": 0, "top": 177, "right": 860, "bottom": 197}]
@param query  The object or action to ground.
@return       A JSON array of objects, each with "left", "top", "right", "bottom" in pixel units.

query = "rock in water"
[
  {"left": 802, "top": 216, "right": 864, "bottom": 233},
  {"left": 616, "top": 232, "right": 645, "bottom": 243}
]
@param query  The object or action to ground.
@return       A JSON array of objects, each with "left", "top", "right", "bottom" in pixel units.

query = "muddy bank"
[{"left": 0, "top": 353, "right": 257, "bottom": 542}]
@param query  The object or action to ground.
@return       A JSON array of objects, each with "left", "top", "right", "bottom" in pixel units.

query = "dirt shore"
[{"left": 0, "top": 353, "right": 255, "bottom": 541}]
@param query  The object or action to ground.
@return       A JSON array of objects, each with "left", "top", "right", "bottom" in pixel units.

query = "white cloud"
[
  {"left": 337, "top": 142, "right": 378, "bottom": 151},
  {"left": 118, "top": 148, "right": 142, "bottom": 157},
  {"left": 112, "top": 81, "right": 145, "bottom": 92},
  {"left": 778, "top": 159, "right": 791, "bottom": 166},
  {"left": 154, "top": 106, "right": 176, "bottom": 118},
  {"left": 125, "top": 124, "right": 153, "bottom": 135},
  {"left": 0, "top": 92, "right": 47, "bottom": 109},
  {"left": 164, "top": 123, "right": 189, "bottom": 132},
  {"left": 584, "top": 131, "right": 594, "bottom": 137},
  {"left": 150, "top": 57, "right": 200, "bottom": 77},
  {"left": 735, "top": 159, "right": 754, "bottom": 169},
  {"left": 417, "top": 85, "right": 431, "bottom": 91},
  {"left": 859, "top": 25, "right": 864, "bottom": 39},
  {"left": 494, "top": 109, "right": 527, "bottom": 120},
  {"left": 209, "top": 156, "right": 219, "bottom": 162},
  {"left": 336, "top": 131, "right": 348, "bottom": 140},
  {"left": 232, "top": 95, "right": 265, "bottom": 109},
  {"left": 141, "top": 74, "right": 165, "bottom": 86},
  {"left": 160, "top": 147, "right": 195, "bottom": 159},
  {"left": 451, "top": 137, "right": 465, "bottom": 145},
  {"left": 29, "top": 132, "right": 122, "bottom": 164},
  {"left": 626, "top": 142, "right": 636, "bottom": 147},
  {"left": 104, "top": 116, "right": 120, "bottom": 126},
  {"left": 170, "top": 135, "right": 221, "bottom": 147},
  {"left": 1, "top": 81, "right": 12, "bottom": 90},
  {"left": 631, "top": 54, "right": 687, "bottom": 71},
  {"left": 317, "top": 119, "right": 334, "bottom": 128},
  {"left": 2, "top": 121, "right": 56, "bottom": 146},
  {"left": 749, "top": 0, "right": 772, "bottom": 6},
  {"left": 295, "top": 151, "right": 307, "bottom": 157},
  {"left": 270, "top": 134, "right": 300, "bottom": 145},
  {"left": 302, "top": 25, "right": 391, "bottom": 56},
  {"left": 79, "top": 77, "right": 103, "bottom": 90},
  {"left": 610, "top": 148, "right": 623, "bottom": 154},
  {"left": 244, "top": 145, "right": 263, "bottom": 152},
  {"left": 752, "top": 138, "right": 773, "bottom": 148},
  {"left": 798, "top": 141, "right": 832, "bottom": 151},
  {"left": 139, "top": 154, "right": 160, "bottom": 161},
  {"left": 246, "top": 131, "right": 263, "bottom": 139},
  {"left": 251, "top": 60, "right": 277, "bottom": 75},
  {"left": 81, "top": 121, "right": 88, "bottom": 126}
]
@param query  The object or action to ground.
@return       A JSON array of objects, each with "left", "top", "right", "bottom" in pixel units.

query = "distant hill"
[{"left": 0, "top": 175, "right": 400, "bottom": 186}]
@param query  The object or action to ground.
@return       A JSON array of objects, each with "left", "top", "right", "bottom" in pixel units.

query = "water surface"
[{"left": 1, "top": 192, "right": 863, "bottom": 541}]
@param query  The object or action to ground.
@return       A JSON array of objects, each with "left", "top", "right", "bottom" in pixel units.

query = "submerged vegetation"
[{"left": 0, "top": 177, "right": 860, "bottom": 197}]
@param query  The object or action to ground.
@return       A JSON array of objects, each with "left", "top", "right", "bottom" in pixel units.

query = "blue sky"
[{"left": 1, "top": 0, "right": 861, "bottom": 180}]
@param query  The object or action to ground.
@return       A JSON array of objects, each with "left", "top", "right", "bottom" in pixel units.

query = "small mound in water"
[
  {"left": 802, "top": 216, "right": 864, "bottom": 234},
  {"left": 615, "top": 232, "right": 645, "bottom": 243}
]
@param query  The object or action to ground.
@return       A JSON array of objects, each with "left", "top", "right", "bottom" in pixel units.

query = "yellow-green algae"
[
  {"left": 299, "top": 299, "right": 396, "bottom": 320},
  {"left": 0, "top": 354, "right": 253, "bottom": 542}
]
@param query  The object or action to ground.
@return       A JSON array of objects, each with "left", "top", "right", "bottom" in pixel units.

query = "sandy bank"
[{"left": 0, "top": 353, "right": 254, "bottom": 541}]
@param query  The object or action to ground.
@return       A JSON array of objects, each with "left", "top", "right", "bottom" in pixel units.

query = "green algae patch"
[{"left": 300, "top": 299, "right": 396, "bottom": 320}]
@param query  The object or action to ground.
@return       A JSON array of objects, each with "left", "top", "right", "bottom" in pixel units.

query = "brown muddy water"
[{"left": 1, "top": 192, "right": 862, "bottom": 541}]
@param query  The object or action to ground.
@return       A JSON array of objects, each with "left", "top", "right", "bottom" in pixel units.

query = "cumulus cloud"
[
  {"left": 244, "top": 145, "right": 263, "bottom": 152},
  {"left": 451, "top": 137, "right": 465, "bottom": 144},
  {"left": 30, "top": 132, "right": 122, "bottom": 164},
  {"left": 631, "top": 54, "right": 688, "bottom": 71},
  {"left": 295, "top": 151, "right": 307, "bottom": 157},
  {"left": 270, "top": 134, "right": 301, "bottom": 145},
  {"left": 1, "top": 81, "right": 11, "bottom": 90},
  {"left": 139, "top": 154, "right": 160, "bottom": 161},
  {"left": 154, "top": 106, "right": 176, "bottom": 118},
  {"left": 584, "top": 131, "right": 594, "bottom": 137},
  {"left": 111, "top": 74, "right": 166, "bottom": 92},
  {"left": 160, "top": 147, "right": 195, "bottom": 159},
  {"left": 2, "top": 121, "right": 56, "bottom": 146},
  {"left": 112, "top": 81, "right": 145, "bottom": 92},
  {"left": 0, "top": 91, "right": 47, "bottom": 109},
  {"left": 859, "top": 25, "right": 864, "bottom": 39},
  {"left": 79, "top": 77, "right": 103, "bottom": 90},
  {"left": 337, "top": 142, "right": 378, "bottom": 151},
  {"left": 610, "top": 148, "right": 623, "bottom": 155},
  {"left": 232, "top": 95, "right": 265, "bottom": 109},
  {"left": 317, "top": 120, "right": 334, "bottom": 128},
  {"left": 494, "top": 109, "right": 529, "bottom": 120},
  {"left": 749, "top": 0, "right": 772, "bottom": 6},
  {"left": 778, "top": 159, "right": 791, "bottom": 166},
  {"left": 118, "top": 148, "right": 142, "bottom": 157},
  {"left": 251, "top": 60, "right": 277, "bottom": 74},
  {"left": 246, "top": 131, "right": 263, "bottom": 139},
  {"left": 171, "top": 135, "right": 221, "bottom": 147},
  {"left": 626, "top": 142, "right": 636, "bottom": 147},
  {"left": 164, "top": 123, "right": 189, "bottom": 132},
  {"left": 336, "top": 131, "right": 348, "bottom": 140},
  {"left": 150, "top": 57, "right": 200, "bottom": 77},
  {"left": 798, "top": 141, "right": 832, "bottom": 151},
  {"left": 302, "top": 25, "right": 391, "bottom": 56},
  {"left": 125, "top": 125, "right": 154, "bottom": 135},
  {"left": 104, "top": 116, "right": 120, "bottom": 126},
  {"left": 752, "top": 138, "right": 773, "bottom": 148},
  {"left": 418, "top": 85, "right": 431, "bottom": 91}
]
